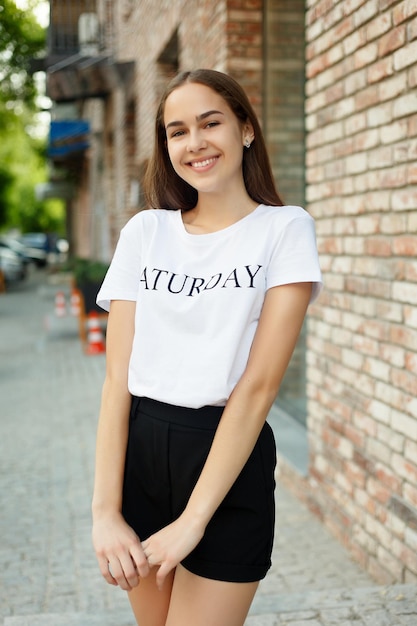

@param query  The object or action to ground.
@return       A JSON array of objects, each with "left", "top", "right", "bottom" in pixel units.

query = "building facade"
[{"left": 44, "top": 0, "right": 417, "bottom": 584}]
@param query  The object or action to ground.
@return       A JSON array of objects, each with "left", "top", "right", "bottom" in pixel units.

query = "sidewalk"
[{"left": 0, "top": 270, "right": 415, "bottom": 626}]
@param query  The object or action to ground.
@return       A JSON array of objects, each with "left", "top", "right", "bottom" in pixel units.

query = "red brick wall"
[
  {"left": 304, "top": 0, "right": 417, "bottom": 584},
  {"left": 98, "top": 0, "right": 265, "bottom": 251}
]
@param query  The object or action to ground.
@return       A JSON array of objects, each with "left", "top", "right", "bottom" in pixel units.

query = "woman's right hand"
[{"left": 92, "top": 511, "right": 150, "bottom": 590}]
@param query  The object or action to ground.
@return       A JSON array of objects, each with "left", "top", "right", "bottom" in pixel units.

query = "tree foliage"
[
  {"left": 0, "top": 0, "right": 45, "bottom": 109},
  {"left": 0, "top": 2, "right": 64, "bottom": 234}
]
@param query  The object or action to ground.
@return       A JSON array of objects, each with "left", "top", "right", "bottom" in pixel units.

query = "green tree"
[
  {"left": 0, "top": 0, "right": 45, "bottom": 110},
  {"left": 0, "top": 2, "right": 64, "bottom": 233}
]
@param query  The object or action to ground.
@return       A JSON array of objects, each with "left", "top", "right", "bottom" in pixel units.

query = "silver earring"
[{"left": 245, "top": 140, "right": 251, "bottom": 148}]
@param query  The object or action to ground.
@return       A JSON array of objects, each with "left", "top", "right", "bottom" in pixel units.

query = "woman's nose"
[{"left": 187, "top": 129, "right": 207, "bottom": 152}]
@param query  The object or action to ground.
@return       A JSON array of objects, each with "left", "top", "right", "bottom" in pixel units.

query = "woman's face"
[{"left": 163, "top": 82, "right": 253, "bottom": 197}]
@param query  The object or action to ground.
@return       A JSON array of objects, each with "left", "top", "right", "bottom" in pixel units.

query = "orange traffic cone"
[
  {"left": 70, "top": 288, "right": 82, "bottom": 316},
  {"left": 55, "top": 291, "right": 66, "bottom": 317},
  {"left": 85, "top": 311, "right": 106, "bottom": 355}
]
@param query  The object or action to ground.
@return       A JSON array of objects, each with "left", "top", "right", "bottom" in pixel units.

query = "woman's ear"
[{"left": 242, "top": 120, "right": 255, "bottom": 147}]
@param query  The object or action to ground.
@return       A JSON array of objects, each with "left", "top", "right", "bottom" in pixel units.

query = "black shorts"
[{"left": 122, "top": 396, "right": 276, "bottom": 583}]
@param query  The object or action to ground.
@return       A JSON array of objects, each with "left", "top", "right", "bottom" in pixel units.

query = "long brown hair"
[{"left": 143, "top": 69, "right": 284, "bottom": 210}]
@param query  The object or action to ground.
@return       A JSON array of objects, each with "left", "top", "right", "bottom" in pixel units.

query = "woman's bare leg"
[
  {"left": 128, "top": 567, "right": 175, "bottom": 626},
  {"left": 165, "top": 564, "right": 259, "bottom": 626}
]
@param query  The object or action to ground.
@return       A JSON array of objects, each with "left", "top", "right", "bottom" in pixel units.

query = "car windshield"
[{"left": 21, "top": 234, "right": 47, "bottom": 249}]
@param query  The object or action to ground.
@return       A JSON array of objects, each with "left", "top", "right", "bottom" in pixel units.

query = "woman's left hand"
[{"left": 142, "top": 514, "right": 204, "bottom": 589}]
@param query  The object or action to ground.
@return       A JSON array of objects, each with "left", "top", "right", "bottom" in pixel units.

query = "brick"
[
  {"left": 393, "top": 92, "right": 417, "bottom": 117},
  {"left": 392, "top": 369, "right": 417, "bottom": 399},
  {"left": 377, "top": 545, "right": 405, "bottom": 580},
  {"left": 379, "top": 343, "right": 406, "bottom": 368},
  {"left": 392, "top": 189, "right": 417, "bottom": 210},
  {"left": 394, "top": 39, "right": 417, "bottom": 70},
  {"left": 364, "top": 356, "right": 391, "bottom": 381},
  {"left": 354, "top": 0, "right": 379, "bottom": 28},
  {"left": 354, "top": 41, "right": 379, "bottom": 69},
  {"left": 354, "top": 127, "right": 379, "bottom": 150},
  {"left": 405, "top": 439, "right": 417, "bottom": 464},
  {"left": 380, "top": 213, "right": 407, "bottom": 233},
  {"left": 375, "top": 380, "right": 404, "bottom": 407},
  {"left": 366, "top": 12, "right": 392, "bottom": 40},
  {"left": 364, "top": 237, "right": 392, "bottom": 256},
  {"left": 375, "top": 463, "right": 403, "bottom": 492},
  {"left": 390, "top": 325, "right": 417, "bottom": 351},
  {"left": 377, "top": 423, "right": 405, "bottom": 453},
  {"left": 367, "top": 56, "right": 394, "bottom": 82},
  {"left": 354, "top": 488, "right": 378, "bottom": 515},
  {"left": 344, "top": 68, "right": 368, "bottom": 95},
  {"left": 367, "top": 476, "right": 392, "bottom": 505},
  {"left": 404, "top": 480, "right": 417, "bottom": 507},
  {"left": 345, "top": 152, "right": 368, "bottom": 174},
  {"left": 391, "top": 455, "right": 417, "bottom": 486},
  {"left": 343, "top": 28, "right": 367, "bottom": 55},
  {"left": 392, "top": 538, "right": 417, "bottom": 574},
  {"left": 386, "top": 509, "right": 407, "bottom": 538},
  {"left": 408, "top": 163, "right": 417, "bottom": 182},
  {"left": 368, "top": 555, "right": 396, "bottom": 584},
  {"left": 379, "top": 72, "right": 408, "bottom": 101},
  {"left": 380, "top": 119, "right": 408, "bottom": 143},
  {"left": 367, "top": 438, "right": 392, "bottom": 465},
  {"left": 344, "top": 0, "right": 369, "bottom": 16},
  {"left": 405, "top": 353, "right": 417, "bottom": 377},
  {"left": 378, "top": 24, "right": 406, "bottom": 58},
  {"left": 392, "top": 237, "right": 417, "bottom": 256},
  {"left": 405, "top": 259, "right": 417, "bottom": 281},
  {"left": 366, "top": 101, "right": 393, "bottom": 127},
  {"left": 393, "top": 0, "right": 417, "bottom": 25},
  {"left": 368, "top": 145, "right": 393, "bottom": 168},
  {"left": 408, "top": 15, "right": 417, "bottom": 40}
]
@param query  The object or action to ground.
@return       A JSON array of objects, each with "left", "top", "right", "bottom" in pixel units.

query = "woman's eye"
[
  {"left": 205, "top": 121, "right": 219, "bottom": 128},
  {"left": 171, "top": 129, "right": 185, "bottom": 138}
]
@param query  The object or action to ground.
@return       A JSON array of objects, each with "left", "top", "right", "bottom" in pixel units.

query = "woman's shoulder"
[
  {"left": 257, "top": 204, "right": 315, "bottom": 227},
  {"left": 122, "top": 208, "right": 177, "bottom": 233},
  {"left": 258, "top": 204, "right": 312, "bottom": 219}
]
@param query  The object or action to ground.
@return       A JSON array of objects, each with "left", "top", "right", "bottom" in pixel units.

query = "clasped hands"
[{"left": 93, "top": 511, "right": 204, "bottom": 591}]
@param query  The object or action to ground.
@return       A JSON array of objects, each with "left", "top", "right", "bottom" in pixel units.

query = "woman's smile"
[{"left": 187, "top": 156, "right": 219, "bottom": 170}]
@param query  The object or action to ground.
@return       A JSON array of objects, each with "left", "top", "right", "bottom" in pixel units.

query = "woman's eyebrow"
[{"left": 166, "top": 110, "right": 224, "bottom": 130}]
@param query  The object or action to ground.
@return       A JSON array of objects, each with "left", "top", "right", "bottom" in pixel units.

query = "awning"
[{"left": 48, "top": 120, "right": 90, "bottom": 157}]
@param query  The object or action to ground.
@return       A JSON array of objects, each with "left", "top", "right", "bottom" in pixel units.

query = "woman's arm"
[
  {"left": 92, "top": 300, "right": 149, "bottom": 590},
  {"left": 142, "top": 282, "right": 312, "bottom": 588}
]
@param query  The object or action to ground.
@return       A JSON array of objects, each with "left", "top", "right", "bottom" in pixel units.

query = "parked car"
[
  {"left": 0, "top": 244, "right": 26, "bottom": 283},
  {"left": 19, "top": 232, "right": 49, "bottom": 267},
  {"left": 0, "top": 236, "right": 31, "bottom": 268},
  {"left": 18, "top": 232, "right": 69, "bottom": 267}
]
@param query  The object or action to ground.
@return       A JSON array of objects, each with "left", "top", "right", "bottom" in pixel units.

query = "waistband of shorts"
[{"left": 132, "top": 396, "right": 224, "bottom": 429}]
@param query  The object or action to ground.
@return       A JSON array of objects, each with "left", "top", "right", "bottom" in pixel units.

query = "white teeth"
[{"left": 191, "top": 157, "right": 217, "bottom": 168}]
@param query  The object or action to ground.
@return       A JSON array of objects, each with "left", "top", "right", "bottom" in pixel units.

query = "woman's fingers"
[
  {"left": 141, "top": 516, "right": 204, "bottom": 589},
  {"left": 97, "top": 554, "right": 118, "bottom": 586},
  {"left": 131, "top": 542, "right": 150, "bottom": 578},
  {"left": 92, "top": 514, "right": 150, "bottom": 589}
]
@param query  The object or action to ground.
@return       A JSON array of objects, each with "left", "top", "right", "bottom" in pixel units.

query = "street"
[{"left": 0, "top": 269, "right": 415, "bottom": 625}]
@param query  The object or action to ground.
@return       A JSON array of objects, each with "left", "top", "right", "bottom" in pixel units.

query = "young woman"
[{"left": 92, "top": 68, "right": 322, "bottom": 626}]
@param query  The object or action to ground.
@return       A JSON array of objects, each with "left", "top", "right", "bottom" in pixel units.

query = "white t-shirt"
[{"left": 97, "top": 204, "right": 322, "bottom": 408}]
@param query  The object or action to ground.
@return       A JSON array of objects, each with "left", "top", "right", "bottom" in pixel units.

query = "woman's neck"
[{"left": 182, "top": 191, "right": 258, "bottom": 235}]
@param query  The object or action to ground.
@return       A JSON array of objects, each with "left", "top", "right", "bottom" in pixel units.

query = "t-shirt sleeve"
[
  {"left": 267, "top": 213, "right": 323, "bottom": 303},
  {"left": 96, "top": 217, "right": 142, "bottom": 312}
]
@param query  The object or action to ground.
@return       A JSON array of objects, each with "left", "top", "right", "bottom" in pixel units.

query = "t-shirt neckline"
[{"left": 174, "top": 204, "right": 263, "bottom": 241}]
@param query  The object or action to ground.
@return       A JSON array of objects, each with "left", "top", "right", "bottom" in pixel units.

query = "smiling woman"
[{"left": 92, "top": 68, "right": 322, "bottom": 626}]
